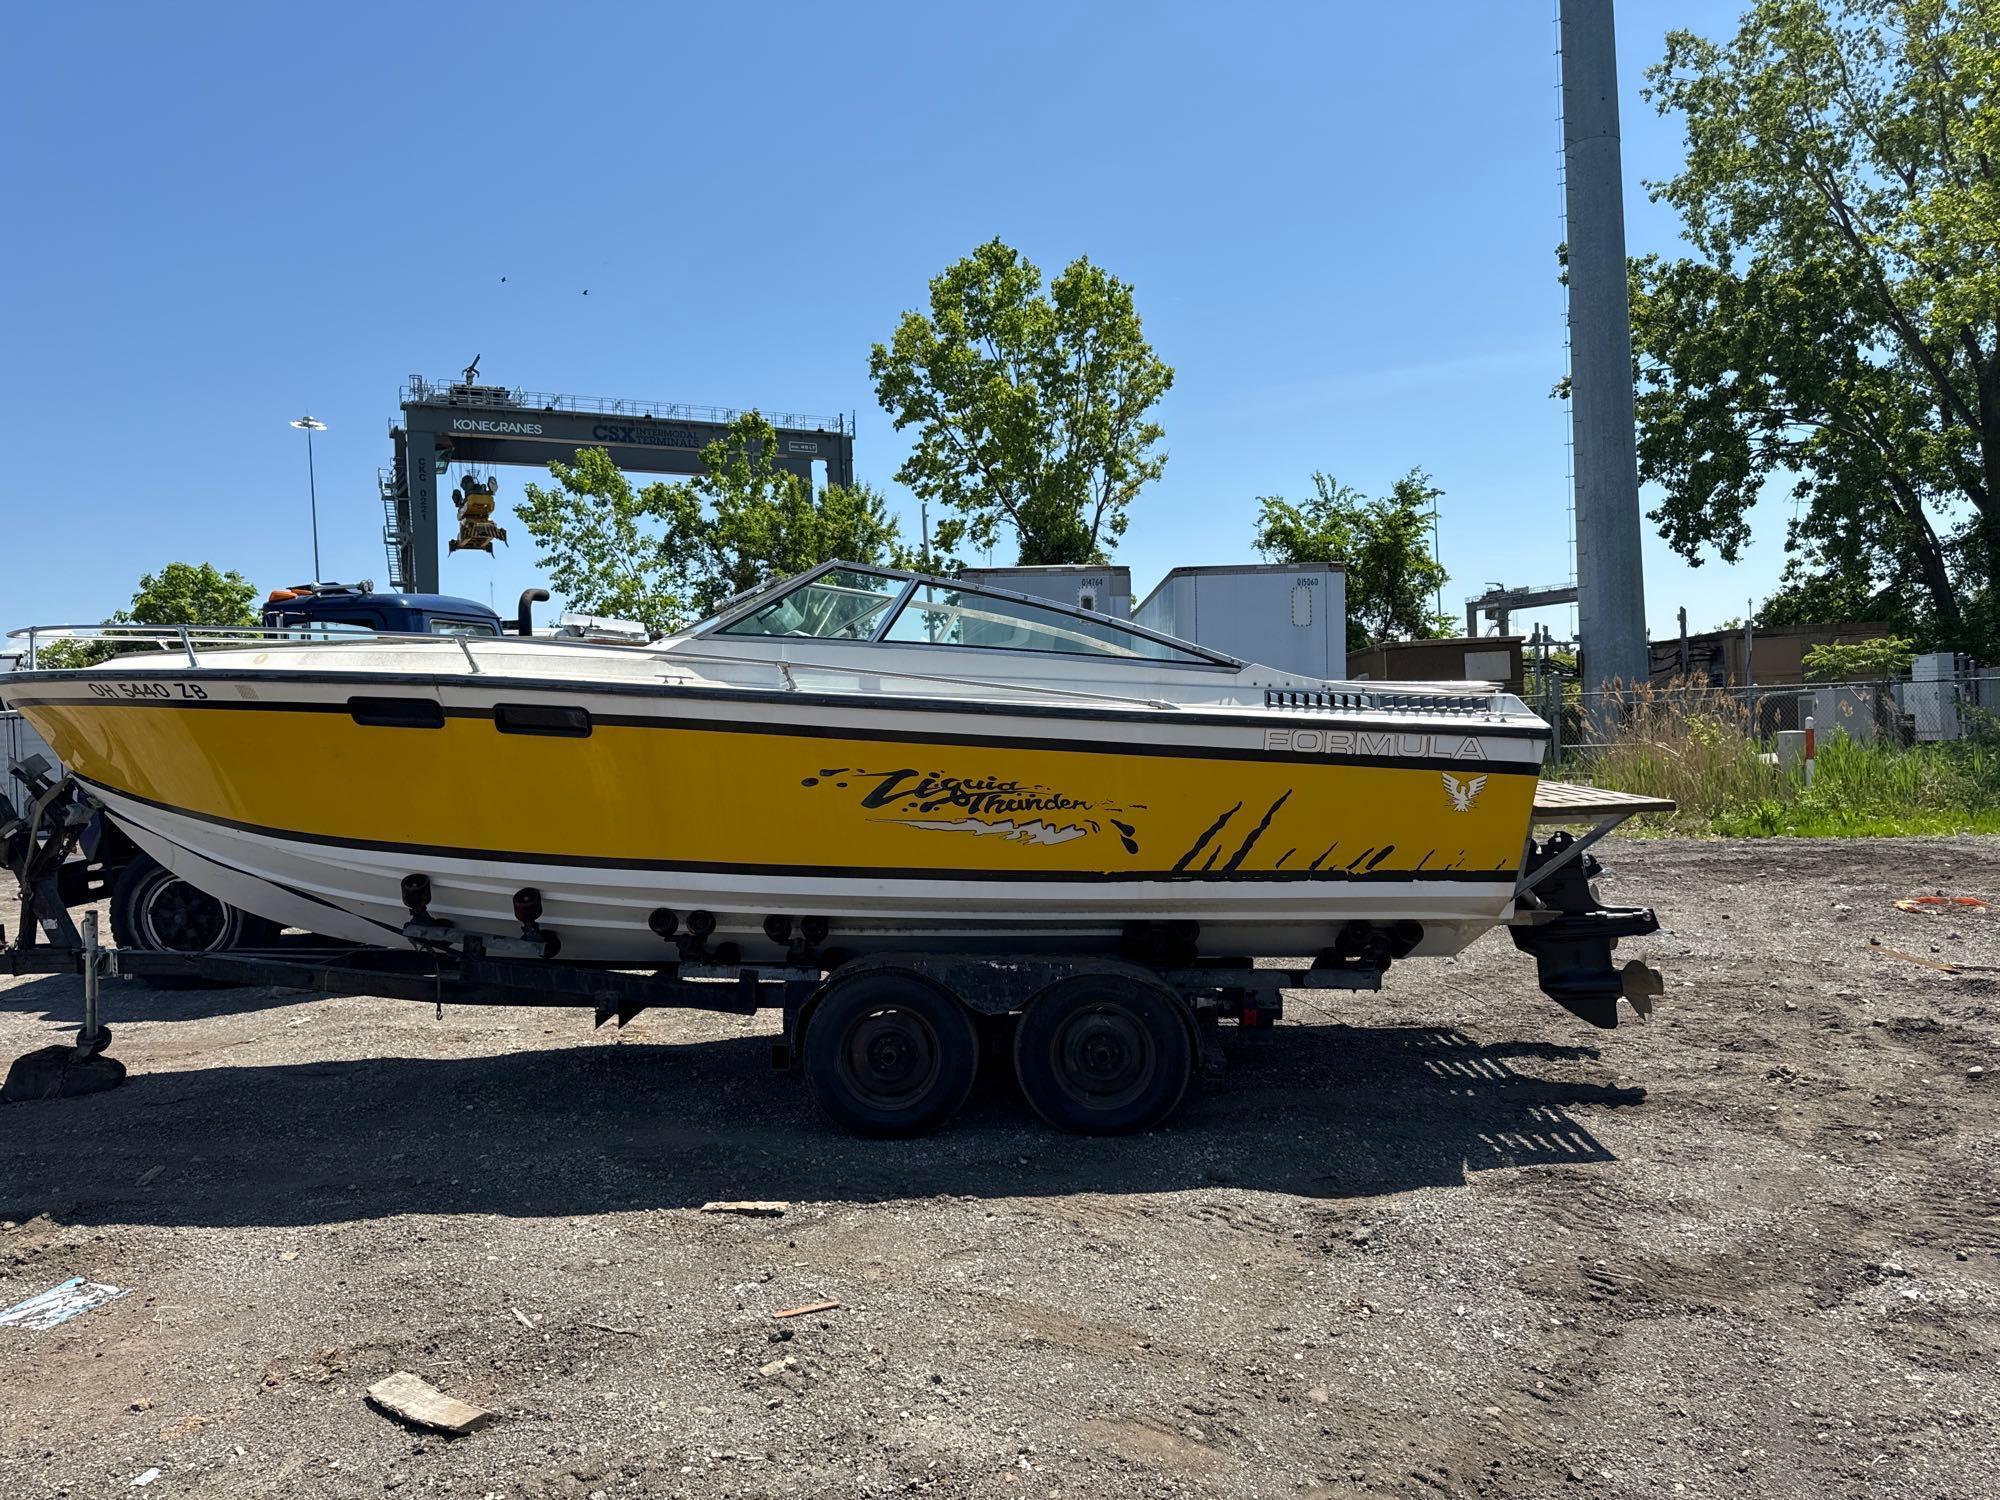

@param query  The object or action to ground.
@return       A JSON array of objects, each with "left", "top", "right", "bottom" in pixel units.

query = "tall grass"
[{"left": 1564, "top": 678, "right": 2000, "bottom": 838}]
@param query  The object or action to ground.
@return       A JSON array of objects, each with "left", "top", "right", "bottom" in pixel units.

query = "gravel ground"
[{"left": 2, "top": 837, "right": 1998, "bottom": 1500}]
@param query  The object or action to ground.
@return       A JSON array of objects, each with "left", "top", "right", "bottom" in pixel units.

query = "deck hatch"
[
  {"left": 347, "top": 696, "right": 446, "bottom": 729},
  {"left": 493, "top": 702, "right": 593, "bottom": 738}
]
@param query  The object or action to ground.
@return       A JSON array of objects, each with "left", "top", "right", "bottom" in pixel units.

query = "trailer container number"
[{"left": 88, "top": 681, "right": 208, "bottom": 700}]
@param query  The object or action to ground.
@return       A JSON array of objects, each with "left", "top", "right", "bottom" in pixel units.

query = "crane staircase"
[{"left": 378, "top": 464, "right": 411, "bottom": 594}]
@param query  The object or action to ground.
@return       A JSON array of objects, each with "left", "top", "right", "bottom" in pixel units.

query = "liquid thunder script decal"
[{"left": 802, "top": 768, "right": 1143, "bottom": 853}]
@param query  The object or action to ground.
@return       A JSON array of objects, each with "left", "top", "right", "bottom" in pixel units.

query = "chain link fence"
[{"left": 1526, "top": 669, "right": 2000, "bottom": 771}]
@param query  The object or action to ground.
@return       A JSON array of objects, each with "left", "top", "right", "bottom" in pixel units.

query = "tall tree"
[
  {"left": 122, "top": 561, "right": 259, "bottom": 628},
  {"left": 869, "top": 238, "right": 1174, "bottom": 566},
  {"left": 1631, "top": 0, "right": 2000, "bottom": 655},
  {"left": 1253, "top": 470, "right": 1451, "bottom": 649},
  {"left": 514, "top": 415, "right": 907, "bottom": 632},
  {"left": 693, "top": 413, "right": 906, "bottom": 611},
  {"left": 515, "top": 448, "right": 705, "bottom": 637},
  {"left": 34, "top": 561, "right": 259, "bottom": 667}
]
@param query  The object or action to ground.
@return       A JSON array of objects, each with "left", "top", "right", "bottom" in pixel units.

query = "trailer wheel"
[
  {"left": 1014, "top": 974, "right": 1194, "bottom": 1135},
  {"left": 109, "top": 854, "right": 280, "bottom": 990},
  {"left": 802, "top": 970, "right": 979, "bottom": 1137}
]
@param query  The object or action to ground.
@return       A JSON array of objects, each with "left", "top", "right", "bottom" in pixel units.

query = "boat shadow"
[
  {"left": 0, "top": 970, "right": 318, "bottom": 1024},
  {"left": 0, "top": 932, "right": 403, "bottom": 1024},
  {"left": 0, "top": 1021, "right": 1644, "bottom": 1230}
]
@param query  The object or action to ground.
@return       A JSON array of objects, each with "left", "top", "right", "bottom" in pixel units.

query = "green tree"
[
  {"left": 1630, "top": 0, "right": 2000, "bottom": 656},
  {"left": 1755, "top": 570, "right": 1904, "bottom": 631},
  {"left": 514, "top": 416, "right": 908, "bottom": 632},
  {"left": 33, "top": 561, "right": 260, "bottom": 667},
  {"left": 869, "top": 238, "right": 1174, "bottom": 566},
  {"left": 1802, "top": 634, "right": 1918, "bottom": 680},
  {"left": 124, "top": 561, "right": 260, "bottom": 628},
  {"left": 1252, "top": 470, "right": 1451, "bottom": 649},
  {"left": 693, "top": 413, "right": 907, "bottom": 611},
  {"left": 516, "top": 448, "right": 705, "bottom": 637}
]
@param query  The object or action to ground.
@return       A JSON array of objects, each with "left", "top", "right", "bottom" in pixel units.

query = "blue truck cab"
[{"left": 261, "top": 582, "right": 513, "bottom": 636}]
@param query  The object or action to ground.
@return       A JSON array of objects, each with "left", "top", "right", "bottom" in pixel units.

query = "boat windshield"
[
  {"left": 882, "top": 585, "right": 1211, "bottom": 662},
  {"left": 719, "top": 569, "right": 903, "bottom": 641},
  {"left": 708, "top": 565, "right": 1222, "bottom": 664}
]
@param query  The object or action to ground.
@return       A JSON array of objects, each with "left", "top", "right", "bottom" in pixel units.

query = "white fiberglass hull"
[{"left": 101, "top": 785, "right": 1518, "bottom": 964}]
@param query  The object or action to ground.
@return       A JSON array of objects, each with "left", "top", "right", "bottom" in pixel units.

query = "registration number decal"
[{"left": 87, "top": 680, "right": 209, "bottom": 701}]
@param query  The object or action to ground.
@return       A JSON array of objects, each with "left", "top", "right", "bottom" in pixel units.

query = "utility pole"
[{"left": 1560, "top": 0, "right": 1648, "bottom": 696}]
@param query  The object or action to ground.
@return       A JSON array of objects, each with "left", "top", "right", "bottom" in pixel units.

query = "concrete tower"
[{"left": 1560, "top": 0, "right": 1649, "bottom": 692}]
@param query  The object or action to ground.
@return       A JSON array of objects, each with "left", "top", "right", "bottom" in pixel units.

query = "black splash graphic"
[
  {"left": 1173, "top": 802, "right": 1242, "bottom": 872},
  {"left": 1309, "top": 843, "right": 1340, "bottom": 871},
  {"left": 1223, "top": 791, "right": 1292, "bottom": 871}
]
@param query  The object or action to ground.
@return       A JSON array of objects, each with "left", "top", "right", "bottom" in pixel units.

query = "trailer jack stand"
[
  {"left": 4, "top": 765, "right": 125, "bottom": 1100},
  {"left": 3, "top": 908, "right": 126, "bottom": 1103}
]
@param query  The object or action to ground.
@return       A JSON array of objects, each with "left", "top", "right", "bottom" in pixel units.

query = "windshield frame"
[{"left": 687, "top": 559, "right": 1242, "bottom": 668}]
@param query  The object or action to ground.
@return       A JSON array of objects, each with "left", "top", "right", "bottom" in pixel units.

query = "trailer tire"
[
  {"left": 109, "top": 854, "right": 281, "bottom": 989},
  {"left": 802, "top": 969, "right": 979, "bottom": 1138},
  {"left": 1014, "top": 973, "right": 1193, "bottom": 1135}
]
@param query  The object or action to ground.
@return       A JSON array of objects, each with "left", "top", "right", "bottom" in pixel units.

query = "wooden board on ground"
[
  {"left": 366, "top": 1371, "right": 495, "bottom": 1435},
  {"left": 772, "top": 1299, "right": 840, "bottom": 1320}
]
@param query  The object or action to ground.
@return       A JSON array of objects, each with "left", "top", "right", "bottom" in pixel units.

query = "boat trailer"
[{"left": 3, "top": 758, "right": 1668, "bottom": 1132}]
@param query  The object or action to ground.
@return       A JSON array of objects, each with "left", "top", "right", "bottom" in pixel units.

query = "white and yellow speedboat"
[{"left": 7, "top": 563, "right": 1574, "bottom": 970}]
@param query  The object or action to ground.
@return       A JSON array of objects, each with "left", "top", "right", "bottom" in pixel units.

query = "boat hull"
[{"left": 13, "top": 670, "right": 1546, "bottom": 963}]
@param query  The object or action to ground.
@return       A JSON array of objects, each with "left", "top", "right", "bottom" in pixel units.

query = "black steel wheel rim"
[
  {"left": 1053, "top": 1003, "right": 1155, "bottom": 1110},
  {"left": 840, "top": 1006, "right": 943, "bottom": 1111},
  {"left": 138, "top": 875, "right": 232, "bottom": 952}
]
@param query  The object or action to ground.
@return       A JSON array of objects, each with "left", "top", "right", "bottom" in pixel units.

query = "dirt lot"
[{"left": 2, "top": 837, "right": 1997, "bottom": 1499}]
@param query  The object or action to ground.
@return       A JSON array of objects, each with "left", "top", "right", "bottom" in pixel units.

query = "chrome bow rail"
[{"left": 5, "top": 625, "right": 1187, "bottom": 712}]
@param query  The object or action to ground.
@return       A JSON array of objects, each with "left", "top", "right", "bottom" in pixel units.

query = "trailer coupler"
[{"left": 1510, "top": 829, "right": 1663, "bottom": 1029}]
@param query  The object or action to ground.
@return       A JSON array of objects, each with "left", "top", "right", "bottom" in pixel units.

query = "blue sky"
[{"left": 2, "top": 0, "right": 1777, "bottom": 640}]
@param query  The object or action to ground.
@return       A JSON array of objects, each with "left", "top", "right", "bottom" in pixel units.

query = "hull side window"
[{"left": 347, "top": 697, "right": 446, "bottom": 728}]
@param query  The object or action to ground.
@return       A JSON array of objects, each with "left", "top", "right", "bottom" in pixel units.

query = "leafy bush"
[{"left": 1801, "top": 636, "right": 1916, "bottom": 682}]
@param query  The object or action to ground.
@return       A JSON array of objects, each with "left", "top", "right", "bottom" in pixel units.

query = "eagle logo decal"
[{"left": 1442, "top": 773, "right": 1487, "bottom": 812}]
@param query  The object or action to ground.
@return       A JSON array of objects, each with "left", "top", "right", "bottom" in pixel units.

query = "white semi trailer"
[
  {"left": 956, "top": 563, "right": 1348, "bottom": 679},
  {"left": 1133, "top": 563, "right": 1347, "bottom": 680},
  {"left": 955, "top": 565, "right": 1132, "bottom": 619}
]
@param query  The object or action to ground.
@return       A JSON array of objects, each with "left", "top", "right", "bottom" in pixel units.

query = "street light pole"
[
  {"left": 1432, "top": 507, "right": 1443, "bottom": 623},
  {"left": 290, "top": 416, "right": 328, "bottom": 582}
]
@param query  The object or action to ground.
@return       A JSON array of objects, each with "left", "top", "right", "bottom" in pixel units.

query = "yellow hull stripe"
[{"left": 21, "top": 700, "right": 1536, "bottom": 880}]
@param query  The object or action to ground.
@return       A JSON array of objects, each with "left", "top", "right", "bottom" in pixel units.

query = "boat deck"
[{"left": 1531, "top": 781, "right": 1676, "bottom": 822}]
